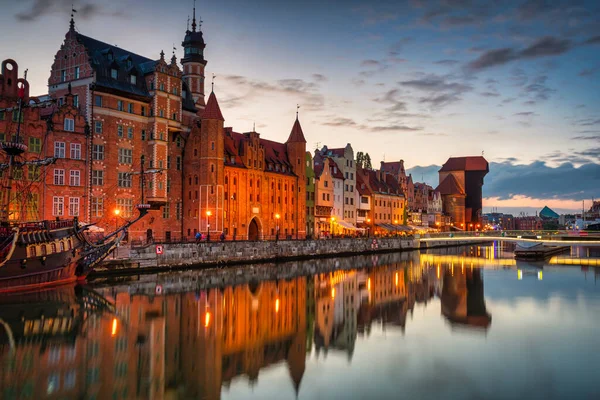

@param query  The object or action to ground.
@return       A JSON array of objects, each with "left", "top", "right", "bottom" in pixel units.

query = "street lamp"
[
  {"left": 206, "top": 210, "right": 212, "bottom": 242},
  {"left": 275, "top": 213, "right": 280, "bottom": 241},
  {"left": 331, "top": 217, "right": 335, "bottom": 239},
  {"left": 366, "top": 217, "right": 371, "bottom": 238},
  {"left": 113, "top": 209, "right": 120, "bottom": 259},
  {"left": 394, "top": 219, "right": 398, "bottom": 236}
]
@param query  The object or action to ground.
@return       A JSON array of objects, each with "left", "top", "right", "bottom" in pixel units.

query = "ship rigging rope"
[{"left": 0, "top": 227, "right": 19, "bottom": 268}]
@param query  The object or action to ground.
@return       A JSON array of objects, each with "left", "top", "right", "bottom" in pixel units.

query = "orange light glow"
[
  {"left": 205, "top": 311, "right": 211, "bottom": 327},
  {"left": 206, "top": 210, "right": 212, "bottom": 217},
  {"left": 275, "top": 298, "right": 280, "bottom": 312},
  {"left": 111, "top": 318, "right": 118, "bottom": 336},
  {"left": 275, "top": 213, "right": 280, "bottom": 219},
  {"left": 395, "top": 272, "right": 399, "bottom": 286},
  {"left": 367, "top": 278, "right": 371, "bottom": 291},
  {"left": 331, "top": 288, "right": 336, "bottom": 299},
  {"left": 114, "top": 209, "right": 120, "bottom": 216}
]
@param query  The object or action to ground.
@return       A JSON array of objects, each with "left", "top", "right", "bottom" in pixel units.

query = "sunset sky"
[{"left": 1, "top": 0, "right": 599, "bottom": 214}]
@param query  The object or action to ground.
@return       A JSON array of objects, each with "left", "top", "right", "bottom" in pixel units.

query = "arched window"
[
  {"left": 257, "top": 179, "right": 260, "bottom": 188},
  {"left": 41, "top": 245, "right": 47, "bottom": 256},
  {"left": 29, "top": 247, "right": 37, "bottom": 257},
  {"left": 188, "top": 177, "right": 192, "bottom": 185},
  {"left": 60, "top": 242, "right": 65, "bottom": 251},
  {"left": 51, "top": 243, "right": 57, "bottom": 253},
  {"left": 249, "top": 179, "right": 253, "bottom": 188},
  {"left": 194, "top": 176, "right": 198, "bottom": 185},
  {"left": 233, "top": 178, "right": 237, "bottom": 185},
  {"left": 68, "top": 239, "right": 72, "bottom": 250},
  {"left": 211, "top": 164, "right": 214, "bottom": 173},
  {"left": 225, "top": 176, "right": 229, "bottom": 185}
]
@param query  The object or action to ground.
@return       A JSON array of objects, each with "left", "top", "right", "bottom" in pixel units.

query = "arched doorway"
[{"left": 248, "top": 218, "right": 261, "bottom": 241}]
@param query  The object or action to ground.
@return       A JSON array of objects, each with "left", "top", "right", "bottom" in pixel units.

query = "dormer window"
[
  {"left": 130, "top": 75, "right": 136, "bottom": 84},
  {"left": 126, "top": 59, "right": 132, "bottom": 69},
  {"left": 111, "top": 68, "right": 118, "bottom": 79},
  {"left": 231, "top": 156, "right": 235, "bottom": 164},
  {"left": 107, "top": 52, "right": 113, "bottom": 61},
  {"left": 182, "top": 89, "right": 187, "bottom": 98}
]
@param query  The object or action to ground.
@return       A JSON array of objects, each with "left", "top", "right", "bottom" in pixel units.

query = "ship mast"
[{"left": 0, "top": 71, "right": 28, "bottom": 224}]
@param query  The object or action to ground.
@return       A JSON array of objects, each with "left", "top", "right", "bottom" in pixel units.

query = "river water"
[{"left": 1, "top": 243, "right": 599, "bottom": 400}]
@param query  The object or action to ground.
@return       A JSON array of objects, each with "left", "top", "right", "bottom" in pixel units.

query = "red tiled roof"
[
  {"left": 356, "top": 170, "right": 372, "bottom": 195},
  {"left": 202, "top": 91, "right": 224, "bottom": 121},
  {"left": 435, "top": 174, "right": 465, "bottom": 195},
  {"left": 327, "top": 157, "right": 344, "bottom": 179},
  {"left": 439, "top": 156, "right": 488, "bottom": 172},
  {"left": 287, "top": 118, "right": 306, "bottom": 143},
  {"left": 381, "top": 161, "right": 404, "bottom": 175}
]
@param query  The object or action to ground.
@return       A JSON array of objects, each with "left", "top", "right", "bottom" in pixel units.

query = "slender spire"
[
  {"left": 187, "top": 15, "right": 190, "bottom": 32},
  {"left": 253, "top": 121, "right": 255, "bottom": 132},
  {"left": 211, "top": 73, "right": 215, "bottom": 92},
  {"left": 70, "top": 5, "right": 77, "bottom": 31},
  {"left": 296, "top": 104, "right": 300, "bottom": 120},
  {"left": 192, "top": 0, "right": 197, "bottom": 32}
]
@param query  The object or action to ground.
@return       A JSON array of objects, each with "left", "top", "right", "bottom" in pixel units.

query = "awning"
[
  {"left": 336, "top": 220, "right": 359, "bottom": 231},
  {"left": 375, "top": 224, "right": 415, "bottom": 232}
]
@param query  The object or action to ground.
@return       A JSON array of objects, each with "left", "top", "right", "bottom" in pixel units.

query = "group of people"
[{"left": 195, "top": 232, "right": 226, "bottom": 242}]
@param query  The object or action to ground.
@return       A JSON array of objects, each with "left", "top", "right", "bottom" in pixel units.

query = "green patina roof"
[{"left": 540, "top": 206, "right": 559, "bottom": 219}]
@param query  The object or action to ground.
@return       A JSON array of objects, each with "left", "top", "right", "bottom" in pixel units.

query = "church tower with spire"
[{"left": 181, "top": 1, "right": 207, "bottom": 109}]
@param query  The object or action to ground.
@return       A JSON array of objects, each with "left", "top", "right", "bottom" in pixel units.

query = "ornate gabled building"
[
  {"left": 14, "top": 8, "right": 307, "bottom": 242},
  {"left": 183, "top": 92, "right": 307, "bottom": 240}
]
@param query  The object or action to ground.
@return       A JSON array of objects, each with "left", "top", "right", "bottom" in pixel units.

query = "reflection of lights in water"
[
  {"left": 275, "top": 298, "right": 280, "bottom": 313},
  {"left": 331, "top": 288, "right": 335, "bottom": 299},
  {"left": 205, "top": 311, "right": 211, "bottom": 327},
  {"left": 395, "top": 272, "right": 399, "bottom": 286},
  {"left": 538, "top": 271, "right": 543, "bottom": 280},
  {"left": 437, "top": 266, "right": 440, "bottom": 279},
  {"left": 111, "top": 318, "right": 118, "bottom": 336},
  {"left": 518, "top": 270, "right": 523, "bottom": 280},
  {"left": 368, "top": 278, "right": 371, "bottom": 291}
]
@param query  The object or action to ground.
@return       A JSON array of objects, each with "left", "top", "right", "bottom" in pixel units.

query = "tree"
[
  {"left": 364, "top": 153, "right": 372, "bottom": 169},
  {"left": 356, "top": 151, "right": 364, "bottom": 168}
]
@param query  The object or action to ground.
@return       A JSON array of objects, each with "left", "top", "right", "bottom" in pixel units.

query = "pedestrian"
[
  {"left": 195, "top": 232, "right": 201, "bottom": 243},
  {"left": 220, "top": 232, "right": 225, "bottom": 242}
]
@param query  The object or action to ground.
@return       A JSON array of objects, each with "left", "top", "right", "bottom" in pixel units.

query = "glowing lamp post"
[
  {"left": 113, "top": 209, "right": 121, "bottom": 258},
  {"left": 367, "top": 218, "right": 371, "bottom": 238},
  {"left": 206, "top": 210, "right": 212, "bottom": 242},
  {"left": 330, "top": 217, "right": 335, "bottom": 239},
  {"left": 275, "top": 213, "right": 281, "bottom": 241}
]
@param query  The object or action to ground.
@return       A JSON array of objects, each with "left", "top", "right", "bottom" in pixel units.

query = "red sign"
[{"left": 155, "top": 245, "right": 164, "bottom": 255}]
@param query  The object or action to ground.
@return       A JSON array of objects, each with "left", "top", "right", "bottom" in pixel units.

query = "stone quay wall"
[{"left": 95, "top": 237, "right": 479, "bottom": 275}]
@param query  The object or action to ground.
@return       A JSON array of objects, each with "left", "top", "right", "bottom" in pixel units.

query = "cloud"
[
  {"left": 322, "top": 117, "right": 358, "bottom": 127},
  {"left": 368, "top": 124, "right": 423, "bottom": 133},
  {"left": 221, "top": 75, "right": 324, "bottom": 111},
  {"left": 514, "top": 111, "right": 537, "bottom": 117},
  {"left": 399, "top": 74, "right": 472, "bottom": 109},
  {"left": 407, "top": 160, "right": 600, "bottom": 201},
  {"left": 434, "top": 59, "right": 460, "bottom": 66},
  {"left": 521, "top": 75, "right": 554, "bottom": 102},
  {"left": 466, "top": 36, "right": 573, "bottom": 71},
  {"left": 578, "top": 66, "right": 600, "bottom": 77},
  {"left": 16, "top": 0, "right": 125, "bottom": 22},
  {"left": 312, "top": 74, "right": 328, "bottom": 82},
  {"left": 584, "top": 35, "right": 600, "bottom": 45},
  {"left": 373, "top": 89, "right": 408, "bottom": 112},
  {"left": 389, "top": 37, "right": 414, "bottom": 56},
  {"left": 480, "top": 91, "right": 500, "bottom": 97},
  {"left": 361, "top": 59, "right": 381, "bottom": 68},
  {"left": 573, "top": 135, "right": 600, "bottom": 141}
]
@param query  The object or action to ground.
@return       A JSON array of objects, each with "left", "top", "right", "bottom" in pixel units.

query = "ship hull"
[{"left": 0, "top": 221, "right": 99, "bottom": 293}]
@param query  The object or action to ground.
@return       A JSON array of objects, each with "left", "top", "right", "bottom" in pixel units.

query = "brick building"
[
  {"left": 436, "top": 156, "right": 489, "bottom": 230},
  {"left": 2, "top": 10, "right": 306, "bottom": 241}
]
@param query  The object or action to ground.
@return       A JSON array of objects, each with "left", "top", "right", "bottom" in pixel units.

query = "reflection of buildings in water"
[
  {"left": 0, "top": 285, "right": 121, "bottom": 399},
  {"left": 357, "top": 265, "right": 412, "bottom": 336},
  {"left": 313, "top": 271, "right": 360, "bottom": 360},
  {"left": 181, "top": 277, "right": 307, "bottom": 399},
  {"left": 440, "top": 268, "right": 491, "bottom": 330}
]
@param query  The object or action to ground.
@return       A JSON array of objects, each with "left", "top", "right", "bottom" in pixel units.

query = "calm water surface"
[{"left": 1, "top": 243, "right": 599, "bottom": 400}]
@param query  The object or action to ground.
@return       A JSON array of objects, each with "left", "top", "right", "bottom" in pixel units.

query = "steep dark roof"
[
  {"left": 436, "top": 174, "right": 465, "bottom": 195},
  {"left": 75, "top": 33, "right": 197, "bottom": 111},
  {"left": 381, "top": 161, "right": 405, "bottom": 175},
  {"left": 327, "top": 157, "right": 344, "bottom": 180},
  {"left": 439, "top": 156, "right": 489, "bottom": 172},
  {"left": 203, "top": 92, "right": 224, "bottom": 120},
  {"left": 287, "top": 118, "right": 306, "bottom": 143},
  {"left": 356, "top": 170, "right": 372, "bottom": 196}
]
